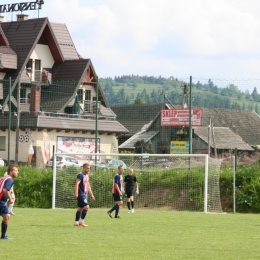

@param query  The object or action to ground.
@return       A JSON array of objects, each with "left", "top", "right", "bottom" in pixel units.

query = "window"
[
  {"left": 35, "top": 59, "right": 41, "bottom": 81},
  {"left": 0, "top": 136, "right": 6, "bottom": 151},
  {"left": 35, "top": 59, "right": 41, "bottom": 71},
  {"left": 26, "top": 59, "right": 33, "bottom": 70},
  {"left": 85, "top": 90, "right": 91, "bottom": 101},
  {"left": 77, "top": 89, "right": 83, "bottom": 103},
  {"left": 20, "top": 88, "right": 26, "bottom": 103}
]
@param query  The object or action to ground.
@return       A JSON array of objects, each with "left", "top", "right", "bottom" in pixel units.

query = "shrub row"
[{"left": 1, "top": 162, "right": 260, "bottom": 213}]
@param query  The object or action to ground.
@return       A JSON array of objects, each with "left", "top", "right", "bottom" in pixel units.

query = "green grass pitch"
[{"left": 1, "top": 208, "right": 260, "bottom": 260}]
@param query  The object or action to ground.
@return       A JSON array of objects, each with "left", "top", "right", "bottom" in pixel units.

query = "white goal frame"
[{"left": 51, "top": 153, "right": 215, "bottom": 213}]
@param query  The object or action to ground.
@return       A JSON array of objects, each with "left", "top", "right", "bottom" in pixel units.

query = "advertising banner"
[
  {"left": 170, "top": 141, "right": 189, "bottom": 154},
  {"left": 161, "top": 108, "right": 202, "bottom": 126},
  {"left": 57, "top": 136, "right": 100, "bottom": 160}
]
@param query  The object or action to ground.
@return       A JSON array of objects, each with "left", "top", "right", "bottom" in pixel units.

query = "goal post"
[{"left": 52, "top": 153, "right": 223, "bottom": 213}]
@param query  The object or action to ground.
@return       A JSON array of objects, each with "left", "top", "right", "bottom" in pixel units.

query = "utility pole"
[
  {"left": 15, "top": 73, "right": 21, "bottom": 163},
  {"left": 8, "top": 77, "right": 11, "bottom": 165},
  {"left": 211, "top": 120, "right": 217, "bottom": 158},
  {"left": 208, "top": 118, "right": 211, "bottom": 157},
  {"left": 95, "top": 76, "right": 99, "bottom": 166},
  {"left": 189, "top": 76, "right": 192, "bottom": 154}
]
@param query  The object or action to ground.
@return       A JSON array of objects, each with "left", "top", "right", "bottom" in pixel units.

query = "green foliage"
[
  {"left": 3, "top": 161, "right": 260, "bottom": 213},
  {"left": 100, "top": 75, "right": 260, "bottom": 111},
  {"left": 220, "top": 162, "right": 260, "bottom": 213},
  {"left": 13, "top": 166, "right": 53, "bottom": 208}
]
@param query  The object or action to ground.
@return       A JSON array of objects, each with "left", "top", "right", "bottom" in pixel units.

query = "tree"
[{"left": 134, "top": 98, "right": 144, "bottom": 104}]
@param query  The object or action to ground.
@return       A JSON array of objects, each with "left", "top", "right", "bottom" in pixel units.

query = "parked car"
[
  {"left": 46, "top": 155, "right": 83, "bottom": 168},
  {"left": 96, "top": 159, "right": 127, "bottom": 170}
]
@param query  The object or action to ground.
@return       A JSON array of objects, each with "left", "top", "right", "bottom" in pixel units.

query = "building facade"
[{"left": 0, "top": 14, "right": 128, "bottom": 167}]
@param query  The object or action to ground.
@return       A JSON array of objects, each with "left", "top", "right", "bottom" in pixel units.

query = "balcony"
[
  {"left": 26, "top": 69, "right": 52, "bottom": 84},
  {"left": 84, "top": 100, "right": 101, "bottom": 114}
]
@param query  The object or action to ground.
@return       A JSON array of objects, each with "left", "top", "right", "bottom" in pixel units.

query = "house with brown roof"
[
  {"left": 111, "top": 103, "right": 259, "bottom": 156},
  {"left": 0, "top": 14, "right": 128, "bottom": 167}
]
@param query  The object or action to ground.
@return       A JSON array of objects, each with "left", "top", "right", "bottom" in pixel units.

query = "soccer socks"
[
  {"left": 127, "top": 202, "right": 131, "bottom": 210},
  {"left": 110, "top": 204, "right": 118, "bottom": 213},
  {"left": 131, "top": 201, "right": 134, "bottom": 209},
  {"left": 115, "top": 204, "right": 120, "bottom": 217},
  {"left": 75, "top": 210, "right": 81, "bottom": 221},
  {"left": 80, "top": 209, "right": 88, "bottom": 220},
  {"left": 1, "top": 221, "right": 7, "bottom": 238}
]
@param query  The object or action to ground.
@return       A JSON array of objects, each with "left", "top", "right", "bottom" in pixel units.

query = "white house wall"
[
  {"left": 28, "top": 44, "right": 55, "bottom": 80},
  {"left": 1, "top": 130, "right": 118, "bottom": 166}
]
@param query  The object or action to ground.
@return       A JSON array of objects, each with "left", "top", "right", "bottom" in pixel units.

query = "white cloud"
[{"left": 2, "top": 0, "right": 260, "bottom": 86}]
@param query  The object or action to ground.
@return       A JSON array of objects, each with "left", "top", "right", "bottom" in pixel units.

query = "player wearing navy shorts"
[
  {"left": 74, "top": 163, "right": 95, "bottom": 227},
  {"left": 124, "top": 168, "right": 139, "bottom": 213},
  {"left": 0, "top": 165, "right": 19, "bottom": 240},
  {"left": 107, "top": 164, "right": 124, "bottom": 218}
]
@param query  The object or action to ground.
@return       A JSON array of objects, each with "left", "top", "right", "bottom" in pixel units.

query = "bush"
[
  {"left": 1, "top": 162, "right": 260, "bottom": 212},
  {"left": 0, "top": 166, "right": 53, "bottom": 208}
]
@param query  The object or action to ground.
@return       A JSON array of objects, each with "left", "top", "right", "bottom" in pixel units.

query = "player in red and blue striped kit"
[
  {"left": 107, "top": 164, "right": 124, "bottom": 218},
  {"left": 0, "top": 165, "right": 19, "bottom": 240},
  {"left": 74, "top": 163, "right": 95, "bottom": 227}
]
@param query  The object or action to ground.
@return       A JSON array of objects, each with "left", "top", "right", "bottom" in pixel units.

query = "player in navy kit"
[
  {"left": 107, "top": 164, "right": 124, "bottom": 218},
  {"left": 0, "top": 165, "right": 19, "bottom": 240},
  {"left": 74, "top": 163, "right": 95, "bottom": 227}
]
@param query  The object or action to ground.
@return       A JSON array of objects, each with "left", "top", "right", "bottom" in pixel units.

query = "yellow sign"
[{"left": 170, "top": 141, "right": 189, "bottom": 154}]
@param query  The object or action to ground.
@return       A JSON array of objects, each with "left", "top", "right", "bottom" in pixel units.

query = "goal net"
[{"left": 52, "top": 153, "right": 223, "bottom": 213}]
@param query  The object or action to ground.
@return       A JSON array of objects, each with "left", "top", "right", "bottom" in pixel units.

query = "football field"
[{"left": 0, "top": 208, "right": 260, "bottom": 260}]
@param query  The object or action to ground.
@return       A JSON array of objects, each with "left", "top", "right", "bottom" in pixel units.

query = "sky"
[{"left": 1, "top": 0, "right": 260, "bottom": 92}]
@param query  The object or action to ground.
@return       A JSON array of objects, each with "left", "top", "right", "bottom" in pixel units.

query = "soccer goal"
[{"left": 52, "top": 153, "right": 223, "bottom": 213}]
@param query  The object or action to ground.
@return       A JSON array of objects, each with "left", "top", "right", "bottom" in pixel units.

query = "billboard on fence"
[
  {"left": 170, "top": 141, "right": 189, "bottom": 154},
  {"left": 161, "top": 108, "right": 202, "bottom": 126},
  {"left": 57, "top": 136, "right": 100, "bottom": 160}
]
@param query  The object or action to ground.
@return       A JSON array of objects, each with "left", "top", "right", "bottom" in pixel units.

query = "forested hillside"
[{"left": 99, "top": 75, "right": 260, "bottom": 112}]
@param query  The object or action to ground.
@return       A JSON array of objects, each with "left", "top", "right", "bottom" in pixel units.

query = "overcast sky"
[{"left": 2, "top": 0, "right": 260, "bottom": 92}]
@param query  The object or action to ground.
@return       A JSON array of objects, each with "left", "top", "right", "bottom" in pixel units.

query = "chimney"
[
  {"left": 30, "top": 85, "right": 41, "bottom": 115},
  {"left": 16, "top": 14, "right": 29, "bottom": 21},
  {"left": 0, "top": 16, "right": 4, "bottom": 23}
]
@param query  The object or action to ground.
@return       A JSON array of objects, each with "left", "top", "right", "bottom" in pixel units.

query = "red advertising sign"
[{"left": 161, "top": 108, "right": 202, "bottom": 126}]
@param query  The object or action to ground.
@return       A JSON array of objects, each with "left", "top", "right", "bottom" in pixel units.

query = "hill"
[{"left": 99, "top": 75, "right": 260, "bottom": 112}]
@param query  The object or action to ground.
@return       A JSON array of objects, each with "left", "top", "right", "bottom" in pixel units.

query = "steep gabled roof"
[
  {"left": 1, "top": 17, "right": 63, "bottom": 80},
  {"left": 0, "top": 25, "right": 9, "bottom": 46},
  {"left": 1, "top": 17, "right": 65, "bottom": 109},
  {"left": 50, "top": 22, "right": 79, "bottom": 60},
  {"left": 201, "top": 108, "right": 260, "bottom": 146},
  {"left": 52, "top": 59, "right": 92, "bottom": 81},
  {"left": 193, "top": 126, "right": 254, "bottom": 151},
  {"left": 0, "top": 46, "right": 16, "bottom": 55},
  {"left": 110, "top": 103, "right": 166, "bottom": 135},
  {"left": 41, "top": 59, "right": 108, "bottom": 113}
]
